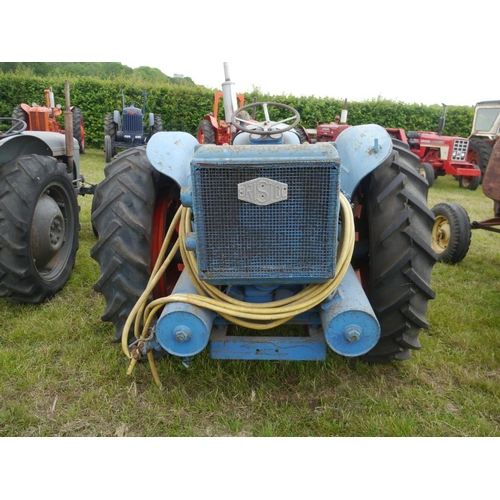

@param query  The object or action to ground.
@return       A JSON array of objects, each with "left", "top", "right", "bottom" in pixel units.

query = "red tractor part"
[{"left": 386, "top": 128, "right": 481, "bottom": 190}]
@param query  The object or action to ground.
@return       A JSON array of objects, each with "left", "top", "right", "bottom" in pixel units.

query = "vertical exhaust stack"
[
  {"left": 221, "top": 62, "right": 238, "bottom": 132},
  {"left": 63, "top": 80, "right": 74, "bottom": 173},
  {"left": 340, "top": 99, "right": 348, "bottom": 124}
]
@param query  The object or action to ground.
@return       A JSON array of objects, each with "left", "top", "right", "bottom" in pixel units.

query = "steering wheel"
[
  {"left": 0, "top": 117, "right": 27, "bottom": 137},
  {"left": 231, "top": 102, "right": 300, "bottom": 136}
]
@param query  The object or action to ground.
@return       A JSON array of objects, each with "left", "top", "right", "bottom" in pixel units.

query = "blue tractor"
[
  {"left": 104, "top": 90, "right": 163, "bottom": 163},
  {"left": 91, "top": 66, "right": 437, "bottom": 386}
]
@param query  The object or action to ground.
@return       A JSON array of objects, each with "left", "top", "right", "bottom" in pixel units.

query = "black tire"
[
  {"left": 431, "top": 202, "right": 471, "bottom": 264},
  {"left": 458, "top": 165, "right": 481, "bottom": 190},
  {"left": 104, "top": 135, "right": 114, "bottom": 163},
  {"left": 12, "top": 106, "right": 28, "bottom": 126},
  {"left": 152, "top": 115, "right": 163, "bottom": 135},
  {"left": 467, "top": 137, "right": 493, "bottom": 181},
  {"left": 293, "top": 126, "right": 310, "bottom": 144},
  {"left": 104, "top": 113, "right": 117, "bottom": 141},
  {"left": 90, "top": 193, "right": 99, "bottom": 238},
  {"left": 71, "top": 107, "right": 85, "bottom": 154},
  {"left": 197, "top": 119, "right": 215, "bottom": 144},
  {"left": 357, "top": 142, "right": 437, "bottom": 362},
  {"left": 90, "top": 147, "right": 156, "bottom": 342},
  {"left": 418, "top": 162, "right": 435, "bottom": 187},
  {"left": 0, "top": 155, "right": 80, "bottom": 303}
]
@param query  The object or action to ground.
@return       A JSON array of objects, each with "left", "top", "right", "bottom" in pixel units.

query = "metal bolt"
[
  {"left": 344, "top": 326, "right": 362, "bottom": 343},
  {"left": 174, "top": 325, "right": 192, "bottom": 343}
]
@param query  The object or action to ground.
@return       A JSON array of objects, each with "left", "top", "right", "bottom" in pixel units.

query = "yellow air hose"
[{"left": 122, "top": 192, "right": 356, "bottom": 388}]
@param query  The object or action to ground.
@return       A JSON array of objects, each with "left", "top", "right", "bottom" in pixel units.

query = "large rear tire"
[
  {"left": 91, "top": 147, "right": 180, "bottom": 343},
  {"left": 197, "top": 119, "right": 215, "bottom": 144},
  {"left": 356, "top": 143, "right": 437, "bottom": 362},
  {"left": 0, "top": 155, "right": 80, "bottom": 303},
  {"left": 12, "top": 106, "right": 28, "bottom": 126},
  {"left": 71, "top": 107, "right": 85, "bottom": 154},
  {"left": 467, "top": 137, "right": 493, "bottom": 181},
  {"left": 431, "top": 202, "right": 471, "bottom": 264},
  {"left": 104, "top": 114, "right": 118, "bottom": 161}
]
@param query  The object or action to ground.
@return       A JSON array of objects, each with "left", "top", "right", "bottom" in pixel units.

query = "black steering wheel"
[
  {"left": 231, "top": 102, "right": 300, "bottom": 136},
  {"left": 0, "top": 117, "right": 27, "bottom": 138}
]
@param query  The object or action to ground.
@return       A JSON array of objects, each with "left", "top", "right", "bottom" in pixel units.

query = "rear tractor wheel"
[
  {"left": 196, "top": 120, "right": 215, "bottom": 144},
  {"left": 91, "top": 147, "right": 181, "bottom": 343},
  {"left": 354, "top": 142, "right": 437, "bottom": 363},
  {"left": 0, "top": 154, "right": 79, "bottom": 303}
]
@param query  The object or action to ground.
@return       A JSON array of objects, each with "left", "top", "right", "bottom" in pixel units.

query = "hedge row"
[{"left": 0, "top": 74, "right": 475, "bottom": 148}]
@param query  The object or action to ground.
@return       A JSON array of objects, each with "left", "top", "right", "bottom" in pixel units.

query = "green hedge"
[{"left": 0, "top": 74, "right": 474, "bottom": 148}]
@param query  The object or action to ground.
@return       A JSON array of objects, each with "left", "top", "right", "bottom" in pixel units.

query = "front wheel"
[
  {"left": 431, "top": 202, "right": 471, "bottom": 264},
  {"left": 418, "top": 162, "right": 435, "bottom": 187},
  {"left": 458, "top": 165, "right": 481, "bottom": 190},
  {"left": 0, "top": 155, "right": 80, "bottom": 303}
]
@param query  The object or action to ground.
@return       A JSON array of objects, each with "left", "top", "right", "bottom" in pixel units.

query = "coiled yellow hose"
[{"left": 122, "top": 192, "right": 355, "bottom": 388}]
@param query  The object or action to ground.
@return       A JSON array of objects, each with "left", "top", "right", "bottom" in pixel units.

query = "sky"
[
  {"left": 5, "top": 1, "right": 499, "bottom": 108},
  {"left": 6, "top": 1, "right": 499, "bottom": 108}
]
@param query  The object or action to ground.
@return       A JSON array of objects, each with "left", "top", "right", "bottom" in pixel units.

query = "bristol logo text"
[{"left": 237, "top": 177, "right": 288, "bottom": 206}]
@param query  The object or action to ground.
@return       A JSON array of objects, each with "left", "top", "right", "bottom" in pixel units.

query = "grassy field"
[{"left": 0, "top": 148, "right": 499, "bottom": 438}]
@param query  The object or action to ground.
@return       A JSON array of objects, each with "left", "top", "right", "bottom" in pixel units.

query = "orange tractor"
[
  {"left": 196, "top": 63, "right": 245, "bottom": 145},
  {"left": 12, "top": 88, "right": 86, "bottom": 153}
]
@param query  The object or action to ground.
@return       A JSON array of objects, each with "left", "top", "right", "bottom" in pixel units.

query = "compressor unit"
[{"left": 91, "top": 65, "right": 436, "bottom": 386}]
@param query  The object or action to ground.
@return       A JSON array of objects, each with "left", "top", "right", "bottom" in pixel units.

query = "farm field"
[{"left": 0, "top": 148, "right": 499, "bottom": 438}]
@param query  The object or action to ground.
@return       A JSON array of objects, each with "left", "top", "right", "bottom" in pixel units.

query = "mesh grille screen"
[{"left": 192, "top": 161, "right": 340, "bottom": 284}]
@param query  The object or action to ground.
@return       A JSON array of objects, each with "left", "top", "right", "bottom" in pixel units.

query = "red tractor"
[
  {"left": 197, "top": 63, "right": 245, "bottom": 145},
  {"left": 12, "top": 88, "right": 86, "bottom": 153},
  {"left": 431, "top": 138, "right": 500, "bottom": 264},
  {"left": 316, "top": 103, "right": 481, "bottom": 190}
]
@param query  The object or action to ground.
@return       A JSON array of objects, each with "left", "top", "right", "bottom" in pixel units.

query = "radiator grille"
[
  {"left": 452, "top": 139, "right": 468, "bottom": 161},
  {"left": 122, "top": 108, "right": 143, "bottom": 137},
  {"left": 192, "top": 153, "right": 340, "bottom": 285},
  {"left": 28, "top": 111, "right": 50, "bottom": 131}
]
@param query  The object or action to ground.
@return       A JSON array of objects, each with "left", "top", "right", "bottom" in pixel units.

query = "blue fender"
[
  {"left": 334, "top": 124, "right": 393, "bottom": 198},
  {"left": 146, "top": 131, "right": 199, "bottom": 188}
]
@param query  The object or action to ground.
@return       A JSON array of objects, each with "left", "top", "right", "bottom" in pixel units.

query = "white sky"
[{"left": 5, "top": 1, "right": 499, "bottom": 107}]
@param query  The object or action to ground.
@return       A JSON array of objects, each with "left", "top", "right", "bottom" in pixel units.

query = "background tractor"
[
  {"left": 466, "top": 100, "right": 500, "bottom": 180},
  {"left": 431, "top": 138, "right": 500, "bottom": 264},
  {"left": 12, "top": 87, "right": 86, "bottom": 154},
  {"left": 196, "top": 63, "right": 245, "bottom": 145},
  {"left": 104, "top": 90, "right": 163, "bottom": 163},
  {"left": 0, "top": 81, "right": 94, "bottom": 303},
  {"left": 91, "top": 64, "right": 437, "bottom": 387},
  {"left": 316, "top": 103, "right": 481, "bottom": 190}
]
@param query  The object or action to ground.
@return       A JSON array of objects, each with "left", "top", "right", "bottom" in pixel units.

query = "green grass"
[{"left": 0, "top": 149, "right": 499, "bottom": 437}]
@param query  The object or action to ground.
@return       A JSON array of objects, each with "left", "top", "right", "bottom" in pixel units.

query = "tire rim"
[
  {"left": 431, "top": 215, "right": 449, "bottom": 254},
  {"left": 31, "top": 183, "right": 76, "bottom": 281},
  {"left": 151, "top": 189, "right": 182, "bottom": 299}
]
